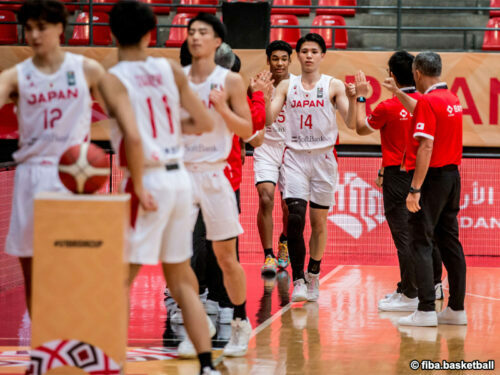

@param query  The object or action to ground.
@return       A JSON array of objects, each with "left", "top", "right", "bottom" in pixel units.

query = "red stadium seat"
[
  {"left": 271, "top": 0, "right": 311, "bottom": 16},
  {"left": 491, "top": 0, "right": 500, "bottom": 17},
  {"left": 0, "top": 0, "right": 21, "bottom": 12},
  {"left": 177, "top": 0, "right": 217, "bottom": 15},
  {"left": 0, "top": 11, "right": 18, "bottom": 45},
  {"left": 149, "top": 27, "right": 157, "bottom": 46},
  {"left": 270, "top": 14, "right": 301, "bottom": 48},
  {"left": 483, "top": 17, "right": 500, "bottom": 50},
  {"left": 68, "top": 12, "right": 112, "bottom": 46},
  {"left": 83, "top": 0, "right": 118, "bottom": 12},
  {"left": 165, "top": 13, "right": 196, "bottom": 47},
  {"left": 317, "top": 0, "right": 356, "bottom": 16},
  {"left": 311, "top": 15, "right": 347, "bottom": 49},
  {"left": 140, "top": 0, "right": 171, "bottom": 14}
]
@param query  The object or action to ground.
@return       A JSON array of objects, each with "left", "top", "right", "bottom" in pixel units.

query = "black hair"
[
  {"left": 388, "top": 51, "right": 415, "bottom": 87},
  {"left": 266, "top": 40, "right": 293, "bottom": 59},
  {"left": 414, "top": 51, "right": 442, "bottom": 77},
  {"left": 187, "top": 12, "right": 226, "bottom": 42},
  {"left": 19, "top": 0, "right": 68, "bottom": 30},
  {"left": 110, "top": 0, "right": 156, "bottom": 47},
  {"left": 180, "top": 40, "right": 192, "bottom": 67},
  {"left": 231, "top": 54, "right": 241, "bottom": 73},
  {"left": 296, "top": 33, "right": 326, "bottom": 53}
]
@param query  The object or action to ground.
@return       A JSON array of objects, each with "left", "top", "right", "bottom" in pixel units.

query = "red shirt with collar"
[
  {"left": 366, "top": 88, "right": 422, "bottom": 167},
  {"left": 405, "top": 83, "right": 463, "bottom": 171}
]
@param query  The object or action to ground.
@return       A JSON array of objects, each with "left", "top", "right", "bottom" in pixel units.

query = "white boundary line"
[
  {"left": 250, "top": 265, "right": 345, "bottom": 338},
  {"left": 443, "top": 286, "right": 500, "bottom": 302}
]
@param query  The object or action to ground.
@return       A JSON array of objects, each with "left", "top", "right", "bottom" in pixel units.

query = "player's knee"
[
  {"left": 286, "top": 198, "right": 307, "bottom": 237},
  {"left": 216, "top": 252, "right": 237, "bottom": 273},
  {"left": 259, "top": 190, "right": 274, "bottom": 210}
]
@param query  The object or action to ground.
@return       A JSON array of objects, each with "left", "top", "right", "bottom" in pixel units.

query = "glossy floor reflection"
[{"left": 0, "top": 265, "right": 499, "bottom": 374}]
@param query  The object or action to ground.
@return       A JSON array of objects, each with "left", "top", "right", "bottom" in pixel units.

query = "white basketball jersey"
[
  {"left": 285, "top": 74, "right": 338, "bottom": 150},
  {"left": 265, "top": 73, "right": 295, "bottom": 143},
  {"left": 14, "top": 52, "right": 91, "bottom": 164},
  {"left": 182, "top": 65, "right": 232, "bottom": 164},
  {"left": 109, "top": 57, "right": 183, "bottom": 167}
]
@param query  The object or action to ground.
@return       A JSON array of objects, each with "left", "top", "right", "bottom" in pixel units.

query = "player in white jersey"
[
  {"left": 266, "top": 33, "right": 355, "bottom": 303},
  {"left": 100, "top": 3, "right": 218, "bottom": 375},
  {"left": 183, "top": 13, "right": 253, "bottom": 357},
  {"left": 254, "top": 40, "right": 294, "bottom": 277},
  {"left": 0, "top": 0, "right": 115, "bottom": 314}
]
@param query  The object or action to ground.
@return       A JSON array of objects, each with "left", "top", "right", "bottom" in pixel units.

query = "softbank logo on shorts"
[{"left": 328, "top": 172, "right": 385, "bottom": 239}]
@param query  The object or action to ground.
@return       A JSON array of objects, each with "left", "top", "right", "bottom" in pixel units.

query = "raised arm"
[
  {"left": 98, "top": 73, "right": 156, "bottom": 211},
  {"left": 383, "top": 77, "right": 417, "bottom": 113},
  {"left": 332, "top": 78, "right": 355, "bottom": 130},
  {"left": 0, "top": 67, "right": 18, "bottom": 109},
  {"left": 210, "top": 71, "right": 253, "bottom": 140},
  {"left": 265, "top": 79, "right": 288, "bottom": 125},
  {"left": 354, "top": 70, "right": 375, "bottom": 136},
  {"left": 169, "top": 59, "right": 213, "bottom": 135}
]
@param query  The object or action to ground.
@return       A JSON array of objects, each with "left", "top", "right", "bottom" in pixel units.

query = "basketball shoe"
[
  {"left": 223, "top": 318, "right": 252, "bottom": 357},
  {"left": 291, "top": 279, "right": 307, "bottom": 302},
  {"left": 305, "top": 272, "right": 320, "bottom": 302},
  {"left": 177, "top": 315, "right": 216, "bottom": 358},
  {"left": 277, "top": 240, "right": 289, "bottom": 269},
  {"left": 261, "top": 255, "right": 278, "bottom": 276},
  {"left": 437, "top": 307, "right": 467, "bottom": 325},
  {"left": 398, "top": 311, "right": 438, "bottom": 327}
]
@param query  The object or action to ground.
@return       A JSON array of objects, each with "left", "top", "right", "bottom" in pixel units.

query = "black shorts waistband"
[
  {"left": 166, "top": 163, "right": 179, "bottom": 171},
  {"left": 384, "top": 165, "right": 406, "bottom": 173}
]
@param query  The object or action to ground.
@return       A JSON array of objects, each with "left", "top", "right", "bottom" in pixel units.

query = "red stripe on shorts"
[{"left": 124, "top": 178, "right": 139, "bottom": 228}]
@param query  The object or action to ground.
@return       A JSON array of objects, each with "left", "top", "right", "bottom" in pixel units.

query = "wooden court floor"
[{"left": 1, "top": 265, "right": 499, "bottom": 374}]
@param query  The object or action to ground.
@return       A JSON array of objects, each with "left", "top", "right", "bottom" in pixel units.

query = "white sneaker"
[
  {"left": 177, "top": 315, "right": 216, "bottom": 359},
  {"left": 291, "top": 279, "right": 307, "bottom": 302},
  {"left": 379, "top": 294, "right": 418, "bottom": 312},
  {"left": 170, "top": 308, "right": 184, "bottom": 325},
  {"left": 435, "top": 283, "right": 444, "bottom": 300},
  {"left": 398, "top": 310, "right": 438, "bottom": 327},
  {"left": 437, "top": 307, "right": 467, "bottom": 325},
  {"left": 223, "top": 318, "right": 252, "bottom": 357},
  {"left": 378, "top": 292, "right": 402, "bottom": 309},
  {"left": 205, "top": 299, "right": 219, "bottom": 317},
  {"left": 201, "top": 367, "right": 221, "bottom": 375},
  {"left": 305, "top": 272, "right": 320, "bottom": 302},
  {"left": 218, "top": 307, "right": 234, "bottom": 324}
]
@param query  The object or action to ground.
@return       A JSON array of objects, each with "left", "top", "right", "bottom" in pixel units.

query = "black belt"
[
  {"left": 427, "top": 164, "right": 458, "bottom": 174},
  {"left": 166, "top": 163, "right": 179, "bottom": 171}
]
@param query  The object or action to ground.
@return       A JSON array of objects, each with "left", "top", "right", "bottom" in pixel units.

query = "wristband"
[
  {"left": 356, "top": 96, "right": 366, "bottom": 103},
  {"left": 409, "top": 186, "right": 421, "bottom": 194},
  {"left": 378, "top": 170, "right": 384, "bottom": 177}
]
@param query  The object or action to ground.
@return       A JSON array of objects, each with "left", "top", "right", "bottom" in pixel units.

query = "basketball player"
[
  {"left": 182, "top": 13, "right": 253, "bottom": 356},
  {"left": 0, "top": 0, "right": 133, "bottom": 315},
  {"left": 101, "top": 3, "right": 218, "bottom": 374},
  {"left": 266, "top": 33, "right": 355, "bottom": 302},
  {"left": 254, "top": 40, "right": 294, "bottom": 277}
]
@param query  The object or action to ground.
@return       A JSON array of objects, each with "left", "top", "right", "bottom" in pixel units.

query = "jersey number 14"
[{"left": 300, "top": 114, "right": 312, "bottom": 129}]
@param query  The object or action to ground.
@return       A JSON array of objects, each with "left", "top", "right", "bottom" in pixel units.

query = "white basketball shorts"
[
  {"left": 253, "top": 140, "right": 285, "bottom": 190},
  {"left": 187, "top": 164, "right": 243, "bottom": 241},
  {"left": 282, "top": 147, "right": 339, "bottom": 208},
  {"left": 125, "top": 166, "right": 193, "bottom": 265},
  {"left": 5, "top": 163, "right": 68, "bottom": 257}
]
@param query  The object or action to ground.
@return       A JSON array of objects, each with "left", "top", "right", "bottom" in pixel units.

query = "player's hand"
[
  {"left": 136, "top": 188, "right": 158, "bottom": 212},
  {"left": 382, "top": 77, "right": 399, "bottom": 94},
  {"left": 345, "top": 82, "right": 356, "bottom": 98},
  {"left": 406, "top": 192, "right": 421, "bottom": 213},
  {"left": 209, "top": 88, "right": 229, "bottom": 113},
  {"left": 375, "top": 175, "right": 383, "bottom": 188},
  {"left": 355, "top": 70, "right": 370, "bottom": 97},
  {"left": 250, "top": 71, "right": 274, "bottom": 101}
]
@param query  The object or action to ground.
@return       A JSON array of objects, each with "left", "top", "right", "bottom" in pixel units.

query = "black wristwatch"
[
  {"left": 409, "top": 186, "right": 421, "bottom": 194},
  {"left": 356, "top": 96, "right": 366, "bottom": 103}
]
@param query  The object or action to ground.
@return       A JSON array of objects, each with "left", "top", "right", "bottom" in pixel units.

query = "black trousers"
[
  {"left": 190, "top": 189, "right": 240, "bottom": 308},
  {"left": 383, "top": 167, "right": 443, "bottom": 297},
  {"left": 409, "top": 167, "right": 466, "bottom": 311}
]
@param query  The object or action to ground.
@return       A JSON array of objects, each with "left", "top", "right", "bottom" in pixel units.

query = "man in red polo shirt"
[
  {"left": 352, "top": 52, "right": 444, "bottom": 312},
  {"left": 398, "top": 51, "right": 466, "bottom": 327}
]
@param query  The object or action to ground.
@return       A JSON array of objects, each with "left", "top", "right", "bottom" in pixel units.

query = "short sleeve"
[
  {"left": 412, "top": 97, "right": 436, "bottom": 140},
  {"left": 366, "top": 102, "right": 387, "bottom": 131}
]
